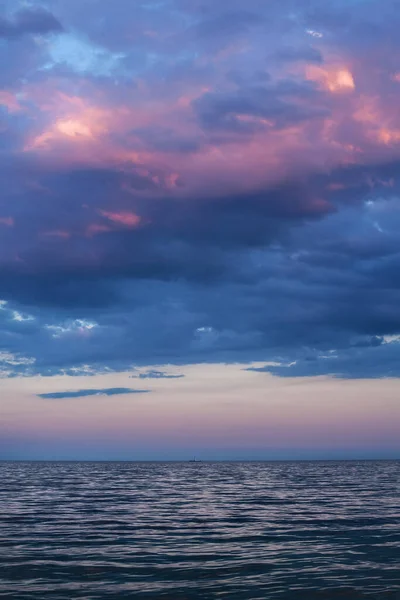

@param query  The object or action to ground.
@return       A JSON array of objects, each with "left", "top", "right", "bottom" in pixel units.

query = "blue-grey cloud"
[
  {"left": 37, "top": 388, "right": 149, "bottom": 399},
  {"left": 274, "top": 45, "right": 323, "bottom": 64},
  {"left": 193, "top": 80, "right": 328, "bottom": 133},
  {"left": 1, "top": 163, "right": 400, "bottom": 379},
  {"left": 0, "top": 7, "right": 63, "bottom": 39},
  {"left": 131, "top": 370, "right": 185, "bottom": 379},
  {"left": 246, "top": 336, "right": 400, "bottom": 379}
]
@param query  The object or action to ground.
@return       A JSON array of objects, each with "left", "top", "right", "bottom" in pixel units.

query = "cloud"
[
  {"left": 45, "top": 33, "right": 125, "bottom": 77},
  {"left": 246, "top": 336, "right": 400, "bottom": 379},
  {"left": 132, "top": 126, "right": 202, "bottom": 153},
  {"left": 2, "top": 162, "right": 400, "bottom": 379},
  {"left": 274, "top": 45, "right": 323, "bottom": 64},
  {"left": 189, "top": 10, "right": 262, "bottom": 45},
  {"left": 0, "top": 8, "right": 63, "bottom": 39},
  {"left": 37, "top": 388, "right": 149, "bottom": 399},
  {"left": 1, "top": 0, "right": 400, "bottom": 379},
  {"left": 193, "top": 79, "right": 328, "bottom": 133},
  {"left": 131, "top": 370, "right": 185, "bottom": 379}
]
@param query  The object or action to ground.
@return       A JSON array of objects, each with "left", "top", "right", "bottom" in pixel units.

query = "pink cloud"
[
  {"left": 305, "top": 65, "right": 355, "bottom": 93},
  {"left": 0, "top": 217, "right": 14, "bottom": 227},
  {"left": 85, "top": 223, "right": 113, "bottom": 237},
  {"left": 0, "top": 91, "right": 21, "bottom": 113},
  {"left": 100, "top": 210, "right": 142, "bottom": 228},
  {"left": 11, "top": 45, "right": 400, "bottom": 208}
]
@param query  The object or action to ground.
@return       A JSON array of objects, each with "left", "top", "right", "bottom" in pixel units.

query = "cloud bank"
[
  {"left": 1, "top": 0, "right": 400, "bottom": 378},
  {"left": 37, "top": 388, "right": 149, "bottom": 399}
]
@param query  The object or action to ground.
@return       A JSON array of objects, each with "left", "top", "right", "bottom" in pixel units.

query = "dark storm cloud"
[
  {"left": 37, "top": 388, "right": 149, "bottom": 399},
  {"left": 0, "top": 7, "right": 62, "bottom": 39},
  {"left": 2, "top": 159, "right": 400, "bottom": 378},
  {"left": 0, "top": 157, "right": 340, "bottom": 309}
]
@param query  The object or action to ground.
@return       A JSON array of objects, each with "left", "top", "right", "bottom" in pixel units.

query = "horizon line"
[{"left": 1, "top": 457, "right": 399, "bottom": 463}]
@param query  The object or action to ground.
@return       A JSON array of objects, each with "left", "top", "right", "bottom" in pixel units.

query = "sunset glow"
[{"left": 306, "top": 65, "right": 356, "bottom": 92}]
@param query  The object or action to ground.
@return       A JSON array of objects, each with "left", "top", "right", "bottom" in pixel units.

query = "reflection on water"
[{"left": 0, "top": 461, "right": 399, "bottom": 599}]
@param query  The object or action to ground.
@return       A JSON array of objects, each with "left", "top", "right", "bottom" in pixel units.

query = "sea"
[{"left": 0, "top": 460, "right": 399, "bottom": 599}]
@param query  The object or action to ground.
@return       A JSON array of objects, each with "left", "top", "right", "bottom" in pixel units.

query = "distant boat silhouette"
[{"left": 189, "top": 457, "right": 201, "bottom": 462}]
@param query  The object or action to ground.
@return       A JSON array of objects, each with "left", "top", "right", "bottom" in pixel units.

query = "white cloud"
[{"left": 45, "top": 318, "right": 98, "bottom": 338}]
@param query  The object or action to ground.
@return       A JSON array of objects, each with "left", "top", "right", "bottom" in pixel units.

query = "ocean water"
[{"left": 0, "top": 461, "right": 399, "bottom": 600}]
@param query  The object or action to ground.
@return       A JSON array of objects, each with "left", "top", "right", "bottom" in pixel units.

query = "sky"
[{"left": 1, "top": 0, "right": 400, "bottom": 460}]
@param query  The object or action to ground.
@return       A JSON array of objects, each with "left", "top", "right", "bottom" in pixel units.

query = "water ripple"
[{"left": 0, "top": 461, "right": 399, "bottom": 599}]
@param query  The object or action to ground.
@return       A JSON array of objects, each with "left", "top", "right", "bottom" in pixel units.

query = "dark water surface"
[{"left": 0, "top": 461, "right": 399, "bottom": 599}]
